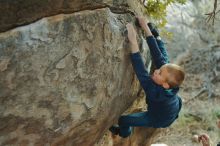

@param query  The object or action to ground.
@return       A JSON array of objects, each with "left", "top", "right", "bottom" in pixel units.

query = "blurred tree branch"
[
  {"left": 205, "top": 0, "right": 220, "bottom": 25},
  {"left": 141, "top": 0, "right": 219, "bottom": 26}
]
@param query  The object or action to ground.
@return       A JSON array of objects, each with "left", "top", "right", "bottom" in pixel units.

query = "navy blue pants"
[{"left": 118, "top": 111, "right": 154, "bottom": 138}]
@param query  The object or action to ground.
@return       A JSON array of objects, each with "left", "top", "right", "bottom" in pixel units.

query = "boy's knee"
[
  {"left": 118, "top": 116, "right": 126, "bottom": 125},
  {"left": 119, "top": 133, "right": 130, "bottom": 138},
  {"left": 119, "top": 127, "right": 132, "bottom": 138}
]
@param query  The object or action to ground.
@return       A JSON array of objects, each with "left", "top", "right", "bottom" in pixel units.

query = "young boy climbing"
[{"left": 109, "top": 17, "right": 185, "bottom": 138}]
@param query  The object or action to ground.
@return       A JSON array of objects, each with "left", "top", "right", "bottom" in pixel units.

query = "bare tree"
[{"left": 205, "top": 0, "right": 219, "bottom": 25}]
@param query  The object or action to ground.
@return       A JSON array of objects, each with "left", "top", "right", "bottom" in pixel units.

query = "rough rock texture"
[
  {"left": 0, "top": 0, "right": 139, "bottom": 33},
  {"left": 0, "top": 1, "right": 158, "bottom": 145},
  {"left": 0, "top": 0, "right": 109, "bottom": 32}
]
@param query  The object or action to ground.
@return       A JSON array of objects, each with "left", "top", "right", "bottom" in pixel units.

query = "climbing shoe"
[{"left": 109, "top": 125, "right": 120, "bottom": 135}]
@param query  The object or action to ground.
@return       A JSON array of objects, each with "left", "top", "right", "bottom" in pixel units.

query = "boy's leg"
[{"left": 118, "top": 112, "right": 152, "bottom": 138}]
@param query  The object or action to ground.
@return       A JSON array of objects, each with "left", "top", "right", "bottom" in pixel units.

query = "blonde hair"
[{"left": 165, "top": 64, "right": 185, "bottom": 88}]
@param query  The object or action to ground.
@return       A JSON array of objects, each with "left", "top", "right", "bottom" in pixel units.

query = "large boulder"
[
  {"left": 0, "top": 1, "right": 158, "bottom": 145},
  {"left": 0, "top": 0, "right": 143, "bottom": 33},
  {"left": 0, "top": 0, "right": 110, "bottom": 32}
]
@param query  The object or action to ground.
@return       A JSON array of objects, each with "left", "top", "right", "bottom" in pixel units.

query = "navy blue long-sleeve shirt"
[
  {"left": 146, "top": 36, "right": 169, "bottom": 68},
  {"left": 130, "top": 36, "right": 182, "bottom": 128}
]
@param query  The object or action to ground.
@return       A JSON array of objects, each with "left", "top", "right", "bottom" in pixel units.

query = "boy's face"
[{"left": 151, "top": 65, "right": 170, "bottom": 89}]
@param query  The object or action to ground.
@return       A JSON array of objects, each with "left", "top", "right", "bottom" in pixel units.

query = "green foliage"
[
  {"left": 144, "top": 0, "right": 187, "bottom": 27},
  {"left": 212, "top": 108, "right": 220, "bottom": 119},
  {"left": 160, "top": 29, "right": 173, "bottom": 39}
]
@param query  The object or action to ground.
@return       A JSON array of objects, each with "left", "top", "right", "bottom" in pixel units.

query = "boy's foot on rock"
[{"left": 109, "top": 125, "right": 120, "bottom": 135}]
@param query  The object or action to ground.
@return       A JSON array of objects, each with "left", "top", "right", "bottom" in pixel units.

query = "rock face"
[
  {"left": 0, "top": 1, "right": 158, "bottom": 146},
  {"left": 0, "top": 0, "right": 111, "bottom": 32}
]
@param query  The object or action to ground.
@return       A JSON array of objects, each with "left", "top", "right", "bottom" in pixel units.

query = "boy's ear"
[{"left": 162, "top": 82, "right": 170, "bottom": 89}]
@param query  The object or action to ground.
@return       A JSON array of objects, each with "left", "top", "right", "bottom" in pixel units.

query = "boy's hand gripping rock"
[
  {"left": 126, "top": 23, "right": 139, "bottom": 53},
  {"left": 126, "top": 23, "right": 137, "bottom": 45}
]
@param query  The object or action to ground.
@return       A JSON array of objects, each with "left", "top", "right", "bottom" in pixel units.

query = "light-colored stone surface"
[
  {"left": 0, "top": 1, "right": 156, "bottom": 144},
  {"left": 0, "top": 0, "right": 111, "bottom": 32},
  {"left": 0, "top": 0, "right": 146, "bottom": 33}
]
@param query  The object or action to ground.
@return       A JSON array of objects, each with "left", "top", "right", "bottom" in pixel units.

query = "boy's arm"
[
  {"left": 130, "top": 52, "right": 156, "bottom": 93},
  {"left": 146, "top": 36, "right": 167, "bottom": 68},
  {"left": 147, "top": 22, "right": 169, "bottom": 63},
  {"left": 126, "top": 23, "right": 156, "bottom": 93},
  {"left": 131, "top": 52, "right": 169, "bottom": 102},
  {"left": 137, "top": 17, "right": 167, "bottom": 68},
  {"left": 156, "top": 38, "right": 169, "bottom": 63}
]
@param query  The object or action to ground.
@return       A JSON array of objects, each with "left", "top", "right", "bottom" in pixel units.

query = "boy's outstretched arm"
[
  {"left": 137, "top": 17, "right": 167, "bottom": 68},
  {"left": 126, "top": 23, "right": 139, "bottom": 54},
  {"left": 126, "top": 23, "right": 156, "bottom": 93},
  {"left": 155, "top": 38, "right": 169, "bottom": 63},
  {"left": 147, "top": 22, "right": 169, "bottom": 63}
]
